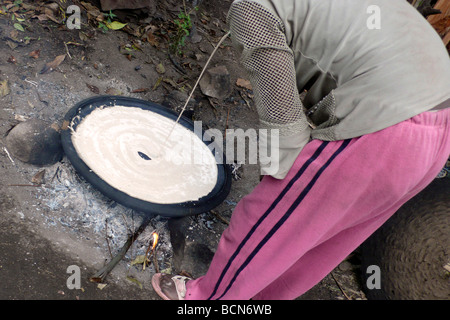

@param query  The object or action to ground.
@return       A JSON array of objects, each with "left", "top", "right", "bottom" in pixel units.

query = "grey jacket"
[{"left": 227, "top": 0, "right": 450, "bottom": 178}]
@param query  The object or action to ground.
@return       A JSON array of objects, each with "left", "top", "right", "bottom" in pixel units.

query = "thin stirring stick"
[{"left": 160, "top": 31, "right": 231, "bottom": 152}]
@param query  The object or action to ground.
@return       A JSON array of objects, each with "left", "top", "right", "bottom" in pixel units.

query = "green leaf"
[
  {"left": 97, "top": 21, "right": 108, "bottom": 32},
  {"left": 130, "top": 255, "right": 149, "bottom": 266},
  {"left": 156, "top": 63, "right": 165, "bottom": 74},
  {"left": 106, "top": 21, "right": 127, "bottom": 30},
  {"left": 13, "top": 23, "right": 24, "bottom": 32},
  {"left": 126, "top": 276, "right": 143, "bottom": 289},
  {"left": 107, "top": 10, "right": 117, "bottom": 19}
]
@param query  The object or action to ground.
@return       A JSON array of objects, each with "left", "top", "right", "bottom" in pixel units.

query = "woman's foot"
[{"left": 151, "top": 273, "right": 191, "bottom": 300}]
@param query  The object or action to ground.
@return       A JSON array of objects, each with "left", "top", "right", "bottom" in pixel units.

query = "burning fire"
[{"left": 151, "top": 232, "right": 159, "bottom": 251}]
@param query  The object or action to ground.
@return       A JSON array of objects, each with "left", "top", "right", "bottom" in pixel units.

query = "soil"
[{"left": 0, "top": 0, "right": 367, "bottom": 300}]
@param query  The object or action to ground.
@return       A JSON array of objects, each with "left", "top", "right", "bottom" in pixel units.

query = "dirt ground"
[{"left": 0, "top": 0, "right": 367, "bottom": 300}]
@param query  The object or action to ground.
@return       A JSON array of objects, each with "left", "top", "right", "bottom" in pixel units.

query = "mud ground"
[{"left": 0, "top": 0, "right": 367, "bottom": 300}]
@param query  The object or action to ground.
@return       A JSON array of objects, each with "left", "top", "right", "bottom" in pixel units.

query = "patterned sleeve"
[
  {"left": 227, "top": 0, "right": 311, "bottom": 179},
  {"left": 227, "top": 0, "right": 311, "bottom": 137}
]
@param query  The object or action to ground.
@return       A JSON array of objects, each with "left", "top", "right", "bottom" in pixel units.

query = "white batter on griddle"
[{"left": 71, "top": 106, "right": 218, "bottom": 204}]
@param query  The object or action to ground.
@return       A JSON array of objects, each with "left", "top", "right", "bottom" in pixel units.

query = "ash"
[{"left": 36, "top": 158, "right": 173, "bottom": 266}]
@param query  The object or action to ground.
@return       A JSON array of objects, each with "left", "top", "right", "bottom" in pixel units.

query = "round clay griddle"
[{"left": 61, "top": 96, "right": 231, "bottom": 218}]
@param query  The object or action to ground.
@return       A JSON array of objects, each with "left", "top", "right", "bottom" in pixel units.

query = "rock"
[
  {"left": 199, "top": 65, "right": 232, "bottom": 100},
  {"left": 189, "top": 26, "right": 202, "bottom": 44},
  {"left": 6, "top": 119, "right": 63, "bottom": 166},
  {"left": 338, "top": 260, "right": 353, "bottom": 272}
]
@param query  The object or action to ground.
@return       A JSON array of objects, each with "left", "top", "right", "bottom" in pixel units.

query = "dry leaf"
[
  {"left": 29, "top": 50, "right": 40, "bottom": 59},
  {"left": 80, "top": 1, "right": 102, "bottom": 20},
  {"left": 79, "top": 31, "right": 89, "bottom": 41},
  {"left": 0, "top": 80, "right": 10, "bottom": 97},
  {"left": 44, "top": 6, "right": 61, "bottom": 24},
  {"left": 86, "top": 83, "right": 100, "bottom": 94},
  {"left": 153, "top": 76, "right": 163, "bottom": 91},
  {"left": 156, "top": 63, "right": 165, "bottom": 74},
  {"left": 126, "top": 276, "right": 143, "bottom": 289},
  {"left": 32, "top": 170, "right": 45, "bottom": 185},
  {"left": 431, "top": 16, "right": 450, "bottom": 35},
  {"left": 10, "top": 29, "right": 19, "bottom": 40},
  {"left": 6, "top": 40, "right": 18, "bottom": 50},
  {"left": 131, "top": 88, "right": 149, "bottom": 93},
  {"left": 147, "top": 31, "right": 159, "bottom": 47},
  {"left": 105, "top": 88, "right": 122, "bottom": 95},
  {"left": 236, "top": 78, "right": 253, "bottom": 90},
  {"left": 14, "top": 114, "right": 28, "bottom": 121},
  {"left": 163, "top": 78, "right": 179, "bottom": 89},
  {"left": 130, "top": 255, "right": 151, "bottom": 271},
  {"left": 130, "top": 255, "right": 149, "bottom": 266},
  {"left": 44, "top": 2, "right": 60, "bottom": 12},
  {"left": 40, "top": 54, "right": 66, "bottom": 74},
  {"left": 7, "top": 55, "right": 17, "bottom": 64},
  {"left": 97, "top": 283, "right": 107, "bottom": 290}
]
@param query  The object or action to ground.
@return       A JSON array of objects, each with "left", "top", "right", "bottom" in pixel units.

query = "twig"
[
  {"left": 65, "top": 41, "right": 85, "bottom": 46},
  {"left": 239, "top": 90, "right": 253, "bottom": 109},
  {"left": 162, "top": 31, "right": 231, "bottom": 148},
  {"left": 330, "top": 272, "right": 351, "bottom": 300},
  {"left": 90, "top": 216, "right": 153, "bottom": 283},
  {"left": 153, "top": 248, "right": 160, "bottom": 273},
  {"left": 168, "top": 53, "right": 187, "bottom": 75},
  {"left": 225, "top": 106, "right": 230, "bottom": 136},
  {"left": 64, "top": 42, "right": 72, "bottom": 59},
  {"left": 105, "top": 220, "right": 113, "bottom": 259},
  {"left": 2, "top": 147, "right": 15, "bottom": 165},
  {"left": 24, "top": 79, "right": 38, "bottom": 87},
  {"left": 210, "top": 210, "right": 229, "bottom": 225},
  {"left": 143, "top": 234, "right": 155, "bottom": 262},
  {"left": 50, "top": 165, "right": 61, "bottom": 184}
]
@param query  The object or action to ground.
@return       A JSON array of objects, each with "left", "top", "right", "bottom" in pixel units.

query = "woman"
[{"left": 152, "top": 0, "right": 450, "bottom": 300}]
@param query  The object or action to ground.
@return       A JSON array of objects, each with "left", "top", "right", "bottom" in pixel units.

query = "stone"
[
  {"left": 338, "top": 260, "right": 353, "bottom": 272},
  {"left": 6, "top": 119, "right": 63, "bottom": 166},
  {"left": 199, "top": 65, "right": 232, "bottom": 100}
]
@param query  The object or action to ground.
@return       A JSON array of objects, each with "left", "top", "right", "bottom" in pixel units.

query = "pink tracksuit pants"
[{"left": 185, "top": 109, "right": 450, "bottom": 300}]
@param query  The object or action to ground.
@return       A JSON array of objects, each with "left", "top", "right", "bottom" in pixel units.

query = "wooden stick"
[
  {"left": 152, "top": 248, "right": 160, "bottom": 273},
  {"left": 210, "top": 210, "right": 229, "bottom": 225},
  {"left": 330, "top": 272, "right": 351, "bottom": 300},
  {"left": 161, "top": 31, "right": 231, "bottom": 150},
  {"left": 89, "top": 216, "right": 152, "bottom": 283}
]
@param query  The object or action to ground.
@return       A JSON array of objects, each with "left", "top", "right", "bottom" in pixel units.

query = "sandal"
[{"left": 151, "top": 273, "right": 191, "bottom": 300}]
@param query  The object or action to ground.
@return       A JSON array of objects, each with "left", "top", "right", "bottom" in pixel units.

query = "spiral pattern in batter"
[{"left": 71, "top": 106, "right": 218, "bottom": 204}]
